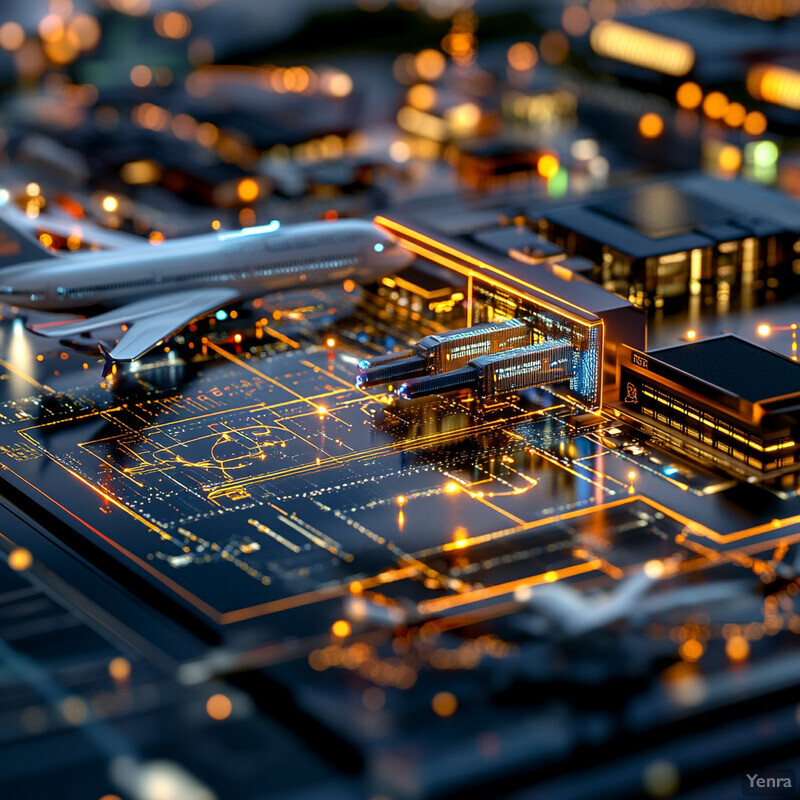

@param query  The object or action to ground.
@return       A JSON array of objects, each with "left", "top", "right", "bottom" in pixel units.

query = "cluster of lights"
[
  {"left": 675, "top": 81, "right": 768, "bottom": 135},
  {"left": 186, "top": 64, "right": 353, "bottom": 100}
]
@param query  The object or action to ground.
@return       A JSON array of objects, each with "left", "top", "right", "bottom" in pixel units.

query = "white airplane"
[{"left": 0, "top": 216, "right": 411, "bottom": 370}]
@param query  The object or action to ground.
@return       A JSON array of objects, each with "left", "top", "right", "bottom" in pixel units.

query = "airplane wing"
[{"left": 32, "top": 287, "right": 241, "bottom": 362}]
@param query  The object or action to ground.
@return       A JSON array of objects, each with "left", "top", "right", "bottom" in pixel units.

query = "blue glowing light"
[
  {"left": 663, "top": 466, "right": 679, "bottom": 477},
  {"left": 374, "top": 242, "right": 384, "bottom": 252},
  {"left": 0, "top": 188, "right": 9, "bottom": 206},
  {"left": 218, "top": 220, "right": 280, "bottom": 240},
  {"left": 358, "top": 358, "right": 371, "bottom": 369},
  {"left": 215, "top": 310, "right": 228, "bottom": 321}
]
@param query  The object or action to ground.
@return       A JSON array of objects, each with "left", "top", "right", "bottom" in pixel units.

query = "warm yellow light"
[
  {"left": 638, "top": 112, "right": 663, "bottom": 139},
  {"left": 129, "top": 64, "right": 152, "bottom": 87},
  {"left": 407, "top": 83, "right": 437, "bottom": 111},
  {"left": 206, "top": 693, "right": 232, "bottom": 720},
  {"left": 154, "top": 10, "right": 192, "bottom": 39},
  {"left": 680, "top": 639, "right": 704, "bottom": 662},
  {"left": 39, "top": 233, "right": 53, "bottom": 248},
  {"left": 675, "top": 81, "right": 702, "bottom": 110},
  {"left": 725, "top": 634, "right": 749, "bottom": 662},
  {"left": 644, "top": 559, "right": 664, "bottom": 578},
  {"left": 26, "top": 182, "right": 40, "bottom": 196},
  {"left": 444, "top": 481, "right": 460, "bottom": 494},
  {"left": 686, "top": 329, "right": 697, "bottom": 340},
  {"left": 332, "top": 619, "right": 351, "bottom": 637},
  {"left": 537, "top": 153, "right": 560, "bottom": 179},
  {"left": 102, "top": 195, "right": 119, "bottom": 213},
  {"left": 211, "top": 219, "right": 221, "bottom": 230},
  {"left": 717, "top": 145, "right": 741, "bottom": 173},
  {"left": 0, "top": 21, "right": 24, "bottom": 51},
  {"left": 326, "top": 337, "right": 336, "bottom": 348},
  {"left": 237, "top": 178, "right": 260, "bottom": 203},
  {"left": 627, "top": 470, "right": 637, "bottom": 482},
  {"left": 507, "top": 41, "right": 538, "bottom": 71},
  {"left": 723, "top": 102, "right": 746, "bottom": 127},
  {"left": 8, "top": 547, "right": 32, "bottom": 571},
  {"left": 748, "top": 63, "right": 800, "bottom": 110},
  {"left": 757, "top": 324, "right": 771, "bottom": 337},
  {"left": 702, "top": 91, "right": 728, "bottom": 119},
  {"left": 108, "top": 657, "right": 131, "bottom": 681},
  {"left": 432, "top": 691, "right": 457, "bottom": 717},
  {"left": 743, "top": 110, "right": 767, "bottom": 136},
  {"left": 590, "top": 20, "right": 694, "bottom": 76},
  {"left": 148, "top": 231, "right": 165, "bottom": 245},
  {"left": 414, "top": 48, "right": 446, "bottom": 82}
]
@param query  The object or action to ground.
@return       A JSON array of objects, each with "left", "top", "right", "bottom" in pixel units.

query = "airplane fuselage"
[{"left": 0, "top": 219, "right": 408, "bottom": 311}]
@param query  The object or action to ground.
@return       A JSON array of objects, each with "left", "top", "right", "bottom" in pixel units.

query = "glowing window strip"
[
  {"left": 748, "top": 63, "right": 800, "bottom": 110},
  {"left": 590, "top": 20, "right": 695, "bottom": 77}
]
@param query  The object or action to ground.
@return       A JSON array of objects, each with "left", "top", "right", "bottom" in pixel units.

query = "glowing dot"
[
  {"left": 101, "top": 195, "right": 118, "bottom": 213},
  {"left": 129, "top": 64, "right": 152, "bottom": 88},
  {"left": 718, "top": 145, "right": 741, "bottom": 173},
  {"left": 757, "top": 324, "right": 771, "bottom": 337},
  {"left": 644, "top": 560, "right": 664, "bottom": 579},
  {"left": 507, "top": 41, "right": 538, "bottom": 71},
  {"left": 686, "top": 329, "right": 697, "bottom": 340},
  {"left": 0, "top": 188, "right": 8, "bottom": 205},
  {"left": 444, "top": 481, "right": 460, "bottom": 494},
  {"left": 326, "top": 71, "right": 353, "bottom": 97},
  {"left": 628, "top": 470, "right": 637, "bottom": 481},
  {"left": 702, "top": 91, "right": 728, "bottom": 119},
  {"left": 8, "top": 547, "right": 32, "bottom": 571},
  {"left": 26, "top": 182, "right": 40, "bottom": 196},
  {"left": 206, "top": 693, "right": 232, "bottom": 721},
  {"left": 331, "top": 619, "right": 351, "bottom": 637},
  {"left": 211, "top": 219, "right": 221, "bottom": 230},
  {"left": 373, "top": 242, "right": 384, "bottom": 252},
  {"left": 537, "top": 154, "right": 560, "bottom": 179},
  {"left": 0, "top": 21, "right": 24, "bottom": 51},
  {"left": 148, "top": 231, "right": 164, "bottom": 245},
  {"left": 108, "top": 657, "right": 131, "bottom": 681},
  {"left": 723, "top": 101, "right": 746, "bottom": 127},
  {"left": 638, "top": 112, "right": 663, "bottom": 139},
  {"left": 343, "top": 279, "right": 356, "bottom": 293},
  {"left": 414, "top": 48, "right": 446, "bottom": 82},
  {"left": 744, "top": 110, "right": 767, "bottom": 136},
  {"left": 215, "top": 310, "right": 228, "bottom": 321},
  {"left": 326, "top": 337, "right": 336, "bottom": 348},
  {"left": 233, "top": 333, "right": 242, "bottom": 344},
  {"left": 317, "top": 405, "right": 327, "bottom": 416},
  {"left": 407, "top": 83, "right": 437, "bottom": 111},
  {"left": 39, "top": 232, "right": 53, "bottom": 248},
  {"left": 544, "top": 570, "right": 558, "bottom": 582},
  {"left": 725, "top": 634, "right": 749, "bottom": 662},
  {"left": 753, "top": 140, "right": 779, "bottom": 167},
  {"left": 396, "top": 495, "right": 407, "bottom": 507},
  {"left": 680, "top": 639, "right": 704, "bottom": 662},
  {"left": 237, "top": 177, "right": 259, "bottom": 203},
  {"left": 675, "top": 81, "right": 702, "bottom": 110},
  {"left": 431, "top": 691, "right": 457, "bottom": 717}
]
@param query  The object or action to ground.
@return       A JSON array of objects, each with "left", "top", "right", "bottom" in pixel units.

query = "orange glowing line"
[
  {"left": 375, "top": 216, "right": 599, "bottom": 324},
  {"left": 417, "top": 559, "right": 602, "bottom": 615},
  {"left": 260, "top": 324, "right": 300, "bottom": 349},
  {"left": 219, "top": 565, "right": 419, "bottom": 623},
  {"left": 4, "top": 466, "right": 223, "bottom": 623},
  {"left": 436, "top": 494, "right": 638, "bottom": 553}
]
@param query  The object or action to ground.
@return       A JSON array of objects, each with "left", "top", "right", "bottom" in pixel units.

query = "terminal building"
[
  {"left": 529, "top": 175, "right": 800, "bottom": 309},
  {"left": 616, "top": 335, "right": 800, "bottom": 482},
  {"left": 374, "top": 214, "right": 645, "bottom": 410}
]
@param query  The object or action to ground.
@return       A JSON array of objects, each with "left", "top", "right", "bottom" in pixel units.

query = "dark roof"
[
  {"left": 535, "top": 175, "right": 800, "bottom": 260},
  {"left": 652, "top": 335, "right": 800, "bottom": 403}
]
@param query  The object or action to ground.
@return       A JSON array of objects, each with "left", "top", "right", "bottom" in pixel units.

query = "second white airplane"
[{"left": 0, "top": 216, "right": 411, "bottom": 367}]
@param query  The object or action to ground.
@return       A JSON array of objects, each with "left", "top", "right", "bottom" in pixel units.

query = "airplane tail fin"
[
  {"left": 99, "top": 344, "right": 116, "bottom": 379},
  {"left": 0, "top": 214, "right": 59, "bottom": 268}
]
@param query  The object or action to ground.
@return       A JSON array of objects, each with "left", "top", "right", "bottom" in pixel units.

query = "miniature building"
[
  {"left": 531, "top": 175, "right": 800, "bottom": 309},
  {"left": 616, "top": 335, "right": 800, "bottom": 481},
  {"left": 375, "top": 214, "right": 646, "bottom": 410}
]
